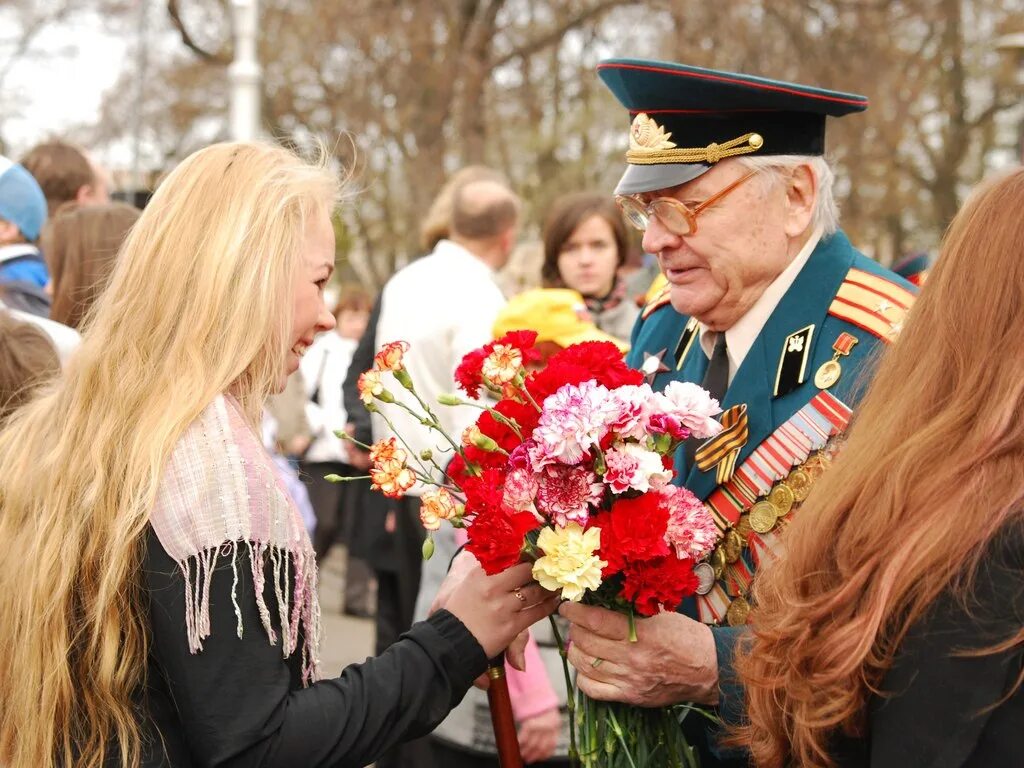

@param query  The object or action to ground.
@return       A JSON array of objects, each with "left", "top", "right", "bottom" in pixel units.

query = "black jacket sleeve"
[
  {"left": 867, "top": 525, "right": 1024, "bottom": 768},
  {"left": 144, "top": 528, "right": 488, "bottom": 768},
  {"left": 342, "top": 294, "right": 382, "bottom": 446}
]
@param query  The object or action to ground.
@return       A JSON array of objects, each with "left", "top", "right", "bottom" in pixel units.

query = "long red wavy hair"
[{"left": 733, "top": 167, "right": 1024, "bottom": 766}]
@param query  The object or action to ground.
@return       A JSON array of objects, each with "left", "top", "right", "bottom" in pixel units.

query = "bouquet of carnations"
[{"left": 347, "top": 332, "right": 723, "bottom": 768}]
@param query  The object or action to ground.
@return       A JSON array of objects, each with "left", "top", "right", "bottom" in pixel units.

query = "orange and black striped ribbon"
[{"left": 695, "top": 404, "right": 748, "bottom": 484}]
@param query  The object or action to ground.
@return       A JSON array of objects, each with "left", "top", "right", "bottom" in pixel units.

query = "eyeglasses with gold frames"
[{"left": 615, "top": 169, "right": 759, "bottom": 236}]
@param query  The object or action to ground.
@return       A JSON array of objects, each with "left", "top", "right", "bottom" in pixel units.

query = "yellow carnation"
[{"left": 532, "top": 523, "right": 606, "bottom": 602}]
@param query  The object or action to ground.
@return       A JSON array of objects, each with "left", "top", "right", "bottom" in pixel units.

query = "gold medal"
[
  {"left": 768, "top": 483, "right": 796, "bottom": 516},
  {"left": 814, "top": 359, "right": 842, "bottom": 389},
  {"left": 726, "top": 595, "right": 751, "bottom": 626},
  {"left": 693, "top": 562, "right": 716, "bottom": 595},
  {"left": 815, "top": 332, "right": 859, "bottom": 390},
  {"left": 710, "top": 546, "right": 727, "bottom": 579},
  {"left": 786, "top": 468, "right": 812, "bottom": 502},
  {"left": 749, "top": 500, "right": 780, "bottom": 533},
  {"left": 722, "top": 529, "right": 743, "bottom": 563}
]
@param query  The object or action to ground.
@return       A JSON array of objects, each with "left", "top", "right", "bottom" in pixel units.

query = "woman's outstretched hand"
[{"left": 435, "top": 552, "right": 559, "bottom": 662}]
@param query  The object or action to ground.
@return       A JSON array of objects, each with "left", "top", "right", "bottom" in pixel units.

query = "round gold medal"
[
  {"left": 723, "top": 529, "right": 743, "bottom": 563},
  {"left": 693, "top": 562, "right": 716, "bottom": 595},
  {"left": 768, "top": 483, "right": 796, "bottom": 516},
  {"left": 814, "top": 359, "right": 842, "bottom": 389},
  {"left": 749, "top": 500, "right": 779, "bottom": 533},
  {"left": 786, "top": 468, "right": 812, "bottom": 502},
  {"left": 726, "top": 595, "right": 751, "bottom": 626}
]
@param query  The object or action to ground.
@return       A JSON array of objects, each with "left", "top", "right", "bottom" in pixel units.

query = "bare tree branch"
[{"left": 166, "top": 0, "right": 230, "bottom": 64}]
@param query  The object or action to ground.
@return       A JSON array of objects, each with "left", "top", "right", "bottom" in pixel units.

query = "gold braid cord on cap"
[{"left": 626, "top": 112, "right": 764, "bottom": 165}]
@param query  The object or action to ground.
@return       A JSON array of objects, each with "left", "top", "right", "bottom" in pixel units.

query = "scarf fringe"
[{"left": 177, "top": 538, "right": 321, "bottom": 685}]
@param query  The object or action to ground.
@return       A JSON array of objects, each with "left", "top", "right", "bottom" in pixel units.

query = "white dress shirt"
[
  {"left": 698, "top": 226, "right": 823, "bottom": 383},
  {"left": 372, "top": 239, "right": 506, "bottom": 494},
  {"left": 300, "top": 331, "right": 357, "bottom": 464}
]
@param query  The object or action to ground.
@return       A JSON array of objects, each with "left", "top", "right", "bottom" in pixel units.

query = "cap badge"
[{"left": 629, "top": 113, "right": 677, "bottom": 152}]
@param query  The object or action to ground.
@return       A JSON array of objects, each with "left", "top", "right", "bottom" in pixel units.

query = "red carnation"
[
  {"left": 465, "top": 504, "right": 539, "bottom": 574},
  {"left": 620, "top": 555, "right": 700, "bottom": 616},
  {"left": 547, "top": 342, "right": 643, "bottom": 389},
  {"left": 599, "top": 494, "right": 671, "bottom": 574},
  {"left": 455, "top": 348, "right": 488, "bottom": 399}
]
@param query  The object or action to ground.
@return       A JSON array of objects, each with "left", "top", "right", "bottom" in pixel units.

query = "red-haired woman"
[{"left": 734, "top": 168, "right": 1024, "bottom": 767}]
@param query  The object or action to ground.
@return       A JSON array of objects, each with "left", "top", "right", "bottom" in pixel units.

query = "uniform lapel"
[{"left": 682, "top": 232, "right": 856, "bottom": 500}]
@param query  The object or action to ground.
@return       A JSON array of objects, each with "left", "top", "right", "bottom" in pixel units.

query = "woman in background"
[
  {"left": 541, "top": 192, "right": 637, "bottom": 344},
  {"left": 734, "top": 169, "right": 1024, "bottom": 766},
  {"left": 43, "top": 200, "right": 140, "bottom": 330},
  {"left": 0, "top": 141, "right": 556, "bottom": 768}
]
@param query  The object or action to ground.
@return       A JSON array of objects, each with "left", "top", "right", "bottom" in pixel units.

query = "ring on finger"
[
  {"left": 513, "top": 586, "right": 526, "bottom": 603},
  {"left": 591, "top": 656, "right": 604, "bottom": 668}
]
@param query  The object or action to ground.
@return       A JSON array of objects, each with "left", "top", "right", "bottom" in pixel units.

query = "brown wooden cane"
[{"left": 486, "top": 657, "right": 524, "bottom": 768}]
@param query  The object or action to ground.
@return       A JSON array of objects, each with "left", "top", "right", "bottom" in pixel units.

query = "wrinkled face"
[
  {"left": 280, "top": 209, "right": 336, "bottom": 391},
  {"left": 640, "top": 161, "right": 792, "bottom": 330},
  {"left": 557, "top": 214, "right": 620, "bottom": 299}
]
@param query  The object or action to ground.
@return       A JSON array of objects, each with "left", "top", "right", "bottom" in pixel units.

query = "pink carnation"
[
  {"left": 536, "top": 464, "right": 604, "bottom": 527},
  {"left": 531, "top": 381, "right": 615, "bottom": 468},
  {"left": 603, "top": 384, "right": 655, "bottom": 441},
  {"left": 502, "top": 467, "right": 539, "bottom": 512},
  {"left": 603, "top": 447, "right": 641, "bottom": 494},
  {"left": 648, "top": 412, "right": 690, "bottom": 441},
  {"left": 653, "top": 381, "right": 724, "bottom": 440},
  {"left": 661, "top": 486, "right": 720, "bottom": 561}
]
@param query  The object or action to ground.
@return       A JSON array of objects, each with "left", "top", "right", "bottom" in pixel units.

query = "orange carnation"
[
  {"left": 374, "top": 340, "right": 410, "bottom": 372},
  {"left": 420, "top": 487, "right": 458, "bottom": 530},
  {"left": 370, "top": 436, "right": 407, "bottom": 465},
  {"left": 370, "top": 458, "right": 417, "bottom": 498}
]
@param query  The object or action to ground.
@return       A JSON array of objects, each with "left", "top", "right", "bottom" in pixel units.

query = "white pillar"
[{"left": 229, "top": 0, "right": 261, "bottom": 141}]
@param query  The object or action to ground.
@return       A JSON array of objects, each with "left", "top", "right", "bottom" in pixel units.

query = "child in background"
[{"left": 0, "top": 157, "right": 50, "bottom": 317}]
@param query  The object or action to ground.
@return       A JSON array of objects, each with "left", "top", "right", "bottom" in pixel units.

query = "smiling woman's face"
[{"left": 280, "top": 208, "right": 336, "bottom": 392}]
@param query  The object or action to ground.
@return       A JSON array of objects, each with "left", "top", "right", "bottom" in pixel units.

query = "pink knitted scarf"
[{"left": 149, "top": 394, "right": 321, "bottom": 685}]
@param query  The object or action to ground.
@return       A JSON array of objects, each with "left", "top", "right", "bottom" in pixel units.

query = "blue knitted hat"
[{"left": 0, "top": 156, "right": 47, "bottom": 241}]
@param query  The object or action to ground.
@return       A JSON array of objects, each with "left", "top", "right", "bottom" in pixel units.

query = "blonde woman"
[{"left": 0, "top": 141, "right": 557, "bottom": 768}]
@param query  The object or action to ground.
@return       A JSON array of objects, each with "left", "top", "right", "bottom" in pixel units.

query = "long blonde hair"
[
  {"left": 0, "top": 141, "right": 341, "bottom": 768},
  {"left": 734, "top": 167, "right": 1024, "bottom": 766}
]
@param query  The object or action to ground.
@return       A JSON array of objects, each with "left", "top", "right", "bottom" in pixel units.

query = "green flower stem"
[
  {"left": 628, "top": 610, "right": 638, "bottom": 643},
  {"left": 448, "top": 398, "right": 524, "bottom": 440},
  {"left": 606, "top": 708, "right": 638, "bottom": 768},
  {"left": 548, "top": 615, "right": 579, "bottom": 768},
  {"left": 392, "top": 377, "right": 466, "bottom": 456},
  {"left": 333, "top": 430, "right": 374, "bottom": 452}
]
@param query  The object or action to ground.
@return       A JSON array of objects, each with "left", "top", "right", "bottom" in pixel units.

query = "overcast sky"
[{"left": 2, "top": 11, "right": 130, "bottom": 163}]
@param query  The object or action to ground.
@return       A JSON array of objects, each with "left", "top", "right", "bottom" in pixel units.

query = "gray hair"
[{"left": 735, "top": 154, "right": 839, "bottom": 236}]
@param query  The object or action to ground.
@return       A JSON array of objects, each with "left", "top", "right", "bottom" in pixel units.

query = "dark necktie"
[{"left": 685, "top": 333, "right": 730, "bottom": 470}]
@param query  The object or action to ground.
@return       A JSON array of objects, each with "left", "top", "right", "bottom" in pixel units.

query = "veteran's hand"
[
  {"left": 560, "top": 602, "right": 719, "bottom": 707},
  {"left": 517, "top": 707, "right": 561, "bottom": 764}
]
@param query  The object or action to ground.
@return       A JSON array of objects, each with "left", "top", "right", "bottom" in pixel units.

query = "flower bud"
[
  {"left": 420, "top": 449, "right": 433, "bottom": 461},
  {"left": 437, "top": 393, "right": 462, "bottom": 406},
  {"left": 325, "top": 474, "right": 344, "bottom": 483},
  {"left": 421, "top": 536, "right": 435, "bottom": 560},
  {"left": 394, "top": 369, "right": 414, "bottom": 391}
]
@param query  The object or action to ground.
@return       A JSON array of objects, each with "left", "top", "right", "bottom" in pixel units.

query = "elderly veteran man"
[{"left": 559, "top": 59, "right": 917, "bottom": 765}]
